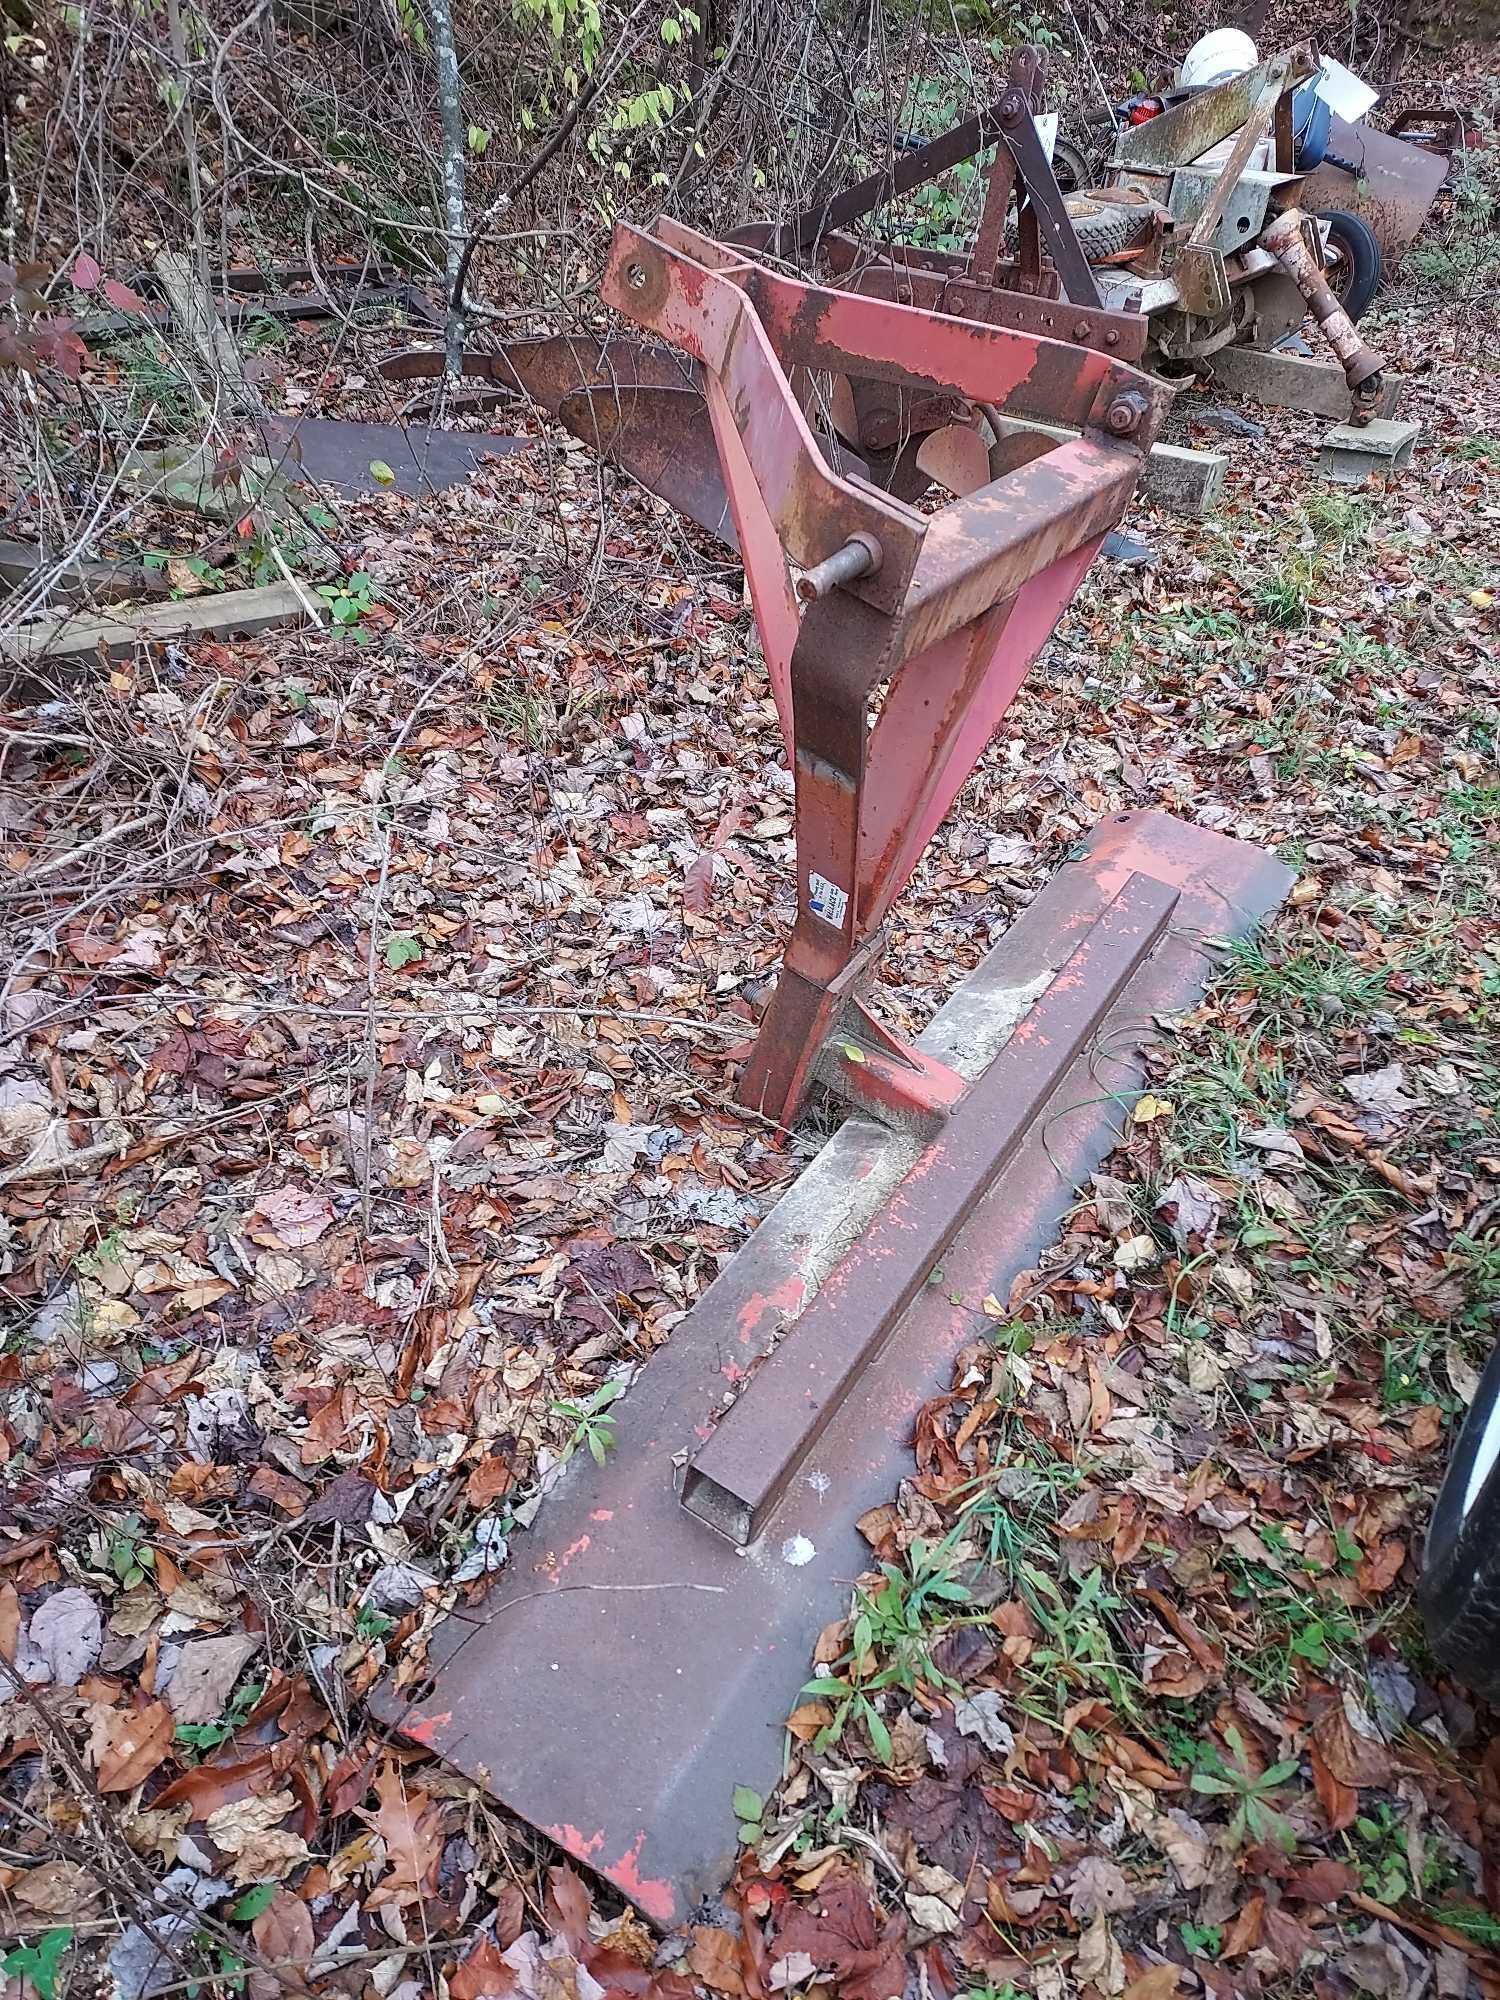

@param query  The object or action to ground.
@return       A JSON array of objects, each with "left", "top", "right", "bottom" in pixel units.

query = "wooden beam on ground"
[
  {"left": 0, "top": 539, "right": 171, "bottom": 608},
  {"left": 1, "top": 581, "right": 310, "bottom": 667}
]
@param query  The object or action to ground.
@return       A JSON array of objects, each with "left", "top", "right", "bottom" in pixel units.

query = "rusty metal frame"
[
  {"left": 739, "top": 47, "right": 1128, "bottom": 345},
  {"left": 591, "top": 214, "right": 1164, "bottom": 1129}
]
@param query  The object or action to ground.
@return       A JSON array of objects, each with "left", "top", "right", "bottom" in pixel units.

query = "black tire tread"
[
  {"left": 1064, "top": 193, "right": 1152, "bottom": 264},
  {"left": 1318, "top": 207, "right": 1383, "bottom": 323},
  {"left": 1420, "top": 1340, "right": 1500, "bottom": 1699}
]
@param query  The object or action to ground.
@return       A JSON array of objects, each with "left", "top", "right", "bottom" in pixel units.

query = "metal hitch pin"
[{"left": 795, "top": 532, "right": 883, "bottom": 603}]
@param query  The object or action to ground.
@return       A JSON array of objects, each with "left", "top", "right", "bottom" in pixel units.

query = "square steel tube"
[{"left": 680, "top": 869, "right": 1179, "bottom": 1544}]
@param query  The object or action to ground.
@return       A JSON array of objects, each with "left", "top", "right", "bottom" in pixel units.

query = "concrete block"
[
  {"left": 1319, "top": 417, "right": 1420, "bottom": 485},
  {"left": 1142, "top": 441, "right": 1227, "bottom": 518},
  {"left": 986, "top": 412, "right": 1226, "bottom": 519},
  {"left": 1209, "top": 345, "right": 1404, "bottom": 421}
]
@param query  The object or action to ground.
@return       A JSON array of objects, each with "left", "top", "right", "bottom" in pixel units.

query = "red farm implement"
[{"left": 375, "top": 191, "right": 1292, "bottom": 1924}]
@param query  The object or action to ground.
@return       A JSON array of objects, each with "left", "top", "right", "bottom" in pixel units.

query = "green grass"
[{"left": 1226, "top": 932, "right": 1390, "bottom": 1016}]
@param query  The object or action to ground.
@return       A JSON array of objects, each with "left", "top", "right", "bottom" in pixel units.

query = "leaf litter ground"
[{"left": 3, "top": 78, "right": 1500, "bottom": 2000}]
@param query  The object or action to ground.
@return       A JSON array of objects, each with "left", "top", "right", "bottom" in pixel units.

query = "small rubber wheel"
[
  {"left": 1318, "top": 209, "right": 1383, "bottom": 321},
  {"left": 1063, "top": 190, "right": 1153, "bottom": 262},
  {"left": 1419, "top": 1340, "right": 1500, "bottom": 1699},
  {"left": 1051, "top": 137, "right": 1092, "bottom": 196}
]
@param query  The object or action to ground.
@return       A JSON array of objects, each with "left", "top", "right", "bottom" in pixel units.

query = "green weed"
[
  {"left": 176, "top": 1675, "right": 264, "bottom": 1754},
  {"left": 550, "top": 1380, "right": 625, "bottom": 1465},
  {"left": 1190, "top": 1724, "right": 1300, "bottom": 1851}
]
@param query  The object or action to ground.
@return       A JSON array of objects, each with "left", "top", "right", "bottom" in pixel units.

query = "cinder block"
[
  {"left": 1319, "top": 417, "right": 1420, "bottom": 485},
  {"left": 1209, "top": 345, "right": 1404, "bottom": 421},
  {"left": 984, "top": 414, "right": 1226, "bottom": 518},
  {"left": 1142, "top": 441, "right": 1227, "bottom": 518}
]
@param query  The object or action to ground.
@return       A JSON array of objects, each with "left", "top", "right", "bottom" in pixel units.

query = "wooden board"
[{"left": 2, "top": 581, "right": 310, "bottom": 666}]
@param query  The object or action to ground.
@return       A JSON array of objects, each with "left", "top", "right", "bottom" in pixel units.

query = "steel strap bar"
[
  {"left": 774, "top": 98, "right": 1011, "bottom": 253},
  {"left": 681, "top": 870, "right": 1181, "bottom": 1544}
]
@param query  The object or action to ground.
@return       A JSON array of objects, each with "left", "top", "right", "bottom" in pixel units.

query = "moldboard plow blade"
[{"left": 373, "top": 211, "right": 1293, "bottom": 1925}]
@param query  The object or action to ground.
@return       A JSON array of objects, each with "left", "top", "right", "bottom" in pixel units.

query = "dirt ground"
[{"left": 3, "top": 43, "right": 1500, "bottom": 2000}]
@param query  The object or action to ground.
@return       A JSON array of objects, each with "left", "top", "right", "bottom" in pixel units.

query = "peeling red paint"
[
  {"left": 590, "top": 1508, "right": 615, "bottom": 1522},
  {"left": 547, "top": 1821, "right": 606, "bottom": 1863},
  {"left": 544, "top": 1824, "right": 678, "bottom": 1924},
  {"left": 607, "top": 1830, "right": 679, "bottom": 1923},
  {"left": 735, "top": 1275, "right": 805, "bottom": 1346},
  {"left": 402, "top": 1709, "right": 452, "bottom": 1745}
]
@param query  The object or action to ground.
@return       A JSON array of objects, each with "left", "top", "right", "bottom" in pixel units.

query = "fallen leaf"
[
  {"left": 545, "top": 1864, "right": 592, "bottom": 1952},
  {"left": 451, "top": 1937, "right": 518, "bottom": 1999},
  {"left": 1122, "top": 1970, "right": 1184, "bottom": 2000},
  {"left": 12, "top": 1860, "right": 102, "bottom": 1917},
  {"left": 903, "top": 1893, "right": 960, "bottom": 1936},
  {"left": 1131, "top": 1094, "right": 1173, "bottom": 1124},
  {"left": 690, "top": 1927, "right": 748, "bottom": 1997},
  {"left": 92, "top": 1699, "right": 175, "bottom": 1792},
  {"left": 250, "top": 1890, "right": 314, "bottom": 1980},
  {"left": 0, "top": 1580, "right": 21, "bottom": 1663},
  {"left": 27, "top": 1588, "right": 102, "bottom": 1687},
  {"left": 249, "top": 1184, "right": 336, "bottom": 1248},
  {"left": 165, "top": 1633, "right": 262, "bottom": 1725},
  {"left": 205, "top": 1791, "right": 310, "bottom": 1884},
  {"left": 1147, "top": 1809, "right": 1214, "bottom": 1890},
  {"left": 950, "top": 1690, "right": 1014, "bottom": 1755},
  {"left": 365, "top": 1764, "right": 447, "bottom": 1905},
  {"left": 1156, "top": 1174, "right": 1221, "bottom": 1249}
]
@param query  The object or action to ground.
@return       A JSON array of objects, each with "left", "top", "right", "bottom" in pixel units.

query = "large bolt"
[
  {"left": 625, "top": 261, "right": 650, "bottom": 291},
  {"left": 1104, "top": 389, "right": 1149, "bottom": 436},
  {"left": 1073, "top": 320, "right": 1090, "bottom": 340},
  {"left": 795, "top": 532, "right": 883, "bottom": 602}
]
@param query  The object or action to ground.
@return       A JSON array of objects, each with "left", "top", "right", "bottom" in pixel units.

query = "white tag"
[{"left": 807, "top": 872, "right": 849, "bottom": 928}]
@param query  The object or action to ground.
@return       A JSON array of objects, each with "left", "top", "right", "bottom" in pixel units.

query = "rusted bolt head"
[
  {"left": 1104, "top": 329, "right": 1120, "bottom": 348},
  {"left": 1105, "top": 389, "right": 1149, "bottom": 436},
  {"left": 1072, "top": 320, "right": 1090, "bottom": 340},
  {"left": 625, "top": 261, "right": 649, "bottom": 291}
]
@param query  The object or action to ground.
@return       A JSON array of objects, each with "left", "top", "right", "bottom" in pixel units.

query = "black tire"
[
  {"left": 1318, "top": 209, "right": 1383, "bottom": 321},
  {"left": 1051, "top": 138, "right": 1092, "bottom": 197},
  {"left": 1064, "top": 191, "right": 1153, "bottom": 263},
  {"left": 1420, "top": 1340, "right": 1500, "bottom": 1698}
]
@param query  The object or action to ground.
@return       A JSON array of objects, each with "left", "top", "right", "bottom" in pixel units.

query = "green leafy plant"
[
  {"left": 1352, "top": 1802, "right": 1411, "bottom": 1904},
  {"left": 176, "top": 1676, "right": 264, "bottom": 1753},
  {"left": 731, "top": 1783, "right": 764, "bottom": 1845},
  {"left": 1433, "top": 1901, "right": 1500, "bottom": 1948},
  {"left": 1018, "top": 1562, "right": 1139, "bottom": 1720},
  {"left": 1179, "top": 1920, "right": 1222, "bottom": 1959},
  {"left": 550, "top": 1379, "right": 625, "bottom": 1464},
  {"left": 89, "top": 1511, "right": 156, "bottom": 1591},
  {"left": 384, "top": 934, "right": 423, "bottom": 971},
  {"left": 318, "top": 569, "right": 377, "bottom": 641},
  {"left": 228, "top": 1882, "right": 278, "bottom": 1922},
  {"left": 1190, "top": 1726, "right": 1300, "bottom": 1851},
  {"left": 801, "top": 1536, "right": 972, "bottom": 1762},
  {"left": 2, "top": 1930, "right": 73, "bottom": 2000}
]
